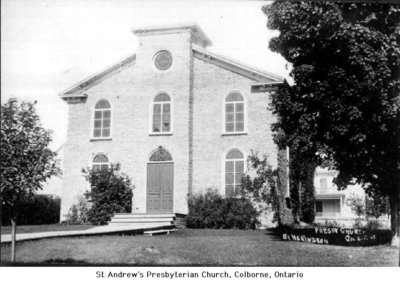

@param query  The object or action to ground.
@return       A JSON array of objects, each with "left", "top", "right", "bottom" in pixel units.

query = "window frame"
[
  {"left": 151, "top": 50, "right": 174, "bottom": 73},
  {"left": 222, "top": 90, "right": 248, "bottom": 135},
  {"left": 91, "top": 152, "right": 110, "bottom": 171},
  {"left": 90, "top": 98, "right": 113, "bottom": 141},
  {"left": 222, "top": 147, "right": 247, "bottom": 197},
  {"left": 149, "top": 91, "right": 174, "bottom": 136}
]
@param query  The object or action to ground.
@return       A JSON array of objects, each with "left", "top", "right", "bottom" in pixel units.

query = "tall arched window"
[
  {"left": 225, "top": 149, "right": 245, "bottom": 196},
  {"left": 92, "top": 153, "right": 109, "bottom": 171},
  {"left": 225, "top": 92, "right": 245, "bottom": 133},
  {"left": 93, "top": 100, "right": 111, "bottom": 138},
  {"left": 152, "top": 93, "right": 171, "bottom": 133}
]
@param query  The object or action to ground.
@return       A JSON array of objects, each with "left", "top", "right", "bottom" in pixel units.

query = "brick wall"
[
  {"left": 192, "top": 58, "right": 278, "bottom": 195},
  {"left": 60, "top": 30, "right": 281, "bottom": 220}
]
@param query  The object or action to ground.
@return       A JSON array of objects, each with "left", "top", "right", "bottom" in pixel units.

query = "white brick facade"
[{"left": 59, "top": 24, "right": 284, "bottom": 220}]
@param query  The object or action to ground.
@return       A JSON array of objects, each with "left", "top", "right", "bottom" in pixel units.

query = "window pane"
[
  {"left": 93, "top": 129, "right": 101, "bottom": 137},
  {"left": 153, "top": 104, "right": 161, "bottom": 114},
  {"left": 163, "top": 103, "right": 170, "bottom": 113},
  {"left": 162, "top": 113, "right": 170, "bottom": 123},
  {"left": 162, "top": 122, "right": 170, "bottom": 132},
  {"left": 226, "top": 113, "right": 234, "bottom": 123},
  {"left": 234, "top": 185, "right": 242, "bottom": 196},
  {"left": 102, "top": 128, "right": 110, "bottom": 137},
  {"left": 94, "top": 120, "right": 102, "bottom": 128},
  {"left": 154, "top": 93, "right": 170, "bottom": 102},
  {"left": 235, "top": 112, "right": 244, "bottom": 122},
  {"left": 225, "top": 103, "right": 234, "bottom": 113},
  {"left": 226, "top": 92, "right": 243, "bottom": 102},
  {"left": 236, "top": 103, "right": 244, "bottom": 112},
  {"left": 235, "top": 173, "right": 243, "bottom": 185},
  {"left": 100, "top": 164, "right": 108, "bottom": 171},
  {"left": 93, "top": 165, "right": 100, "bottom": 172},
  {"left": 235, "top": 160, "right": 244, "bottom": 172},
  {"left": 95, "top": 100, "right": 110, "bottom": 109},
  {"left": 153, "top": 115, "right": 161, "bottom": 132},
  {"left": 103, "top": 110, "right": 111, "bottom": 119},
  {"left": 94, "top": 111, "right": 102, "bottom": 119},
  {"left": 225, "top": 161, "right": 234, "bottom": 172},
  {"left": 236, "top": 122, "right": 244, "bottom": 132},
  {"left": 93, "top": 154, "right": 108, "bottom": 163},
  {"left": 225, "top": 173, "right": 234, "bottom": 185},
  {"left": 226, "top": 123, "right": 234, "bottom": 132},
  {"left": 316, "top": 201, "right": 323, "bottom": 213},
  {"left": 103, "top": 119, "right": 111, "bottom": 128},
  {"left": 225, "top": 185, "right": 234, "bottom": 197},
  {"left": 320, "top": 178, "right": 328, "bottom": 193},
  {"left": 226, "top": 149, "right": 244, "bottom": 159}
]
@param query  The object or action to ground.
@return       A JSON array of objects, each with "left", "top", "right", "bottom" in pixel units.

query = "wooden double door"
[{"left": 146, "top": 162, "right": 174, "bottom": 213}]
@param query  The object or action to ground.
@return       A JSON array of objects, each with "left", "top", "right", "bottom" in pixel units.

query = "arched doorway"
[{"left": 147, "top": 147, "right": 174, "bottom": 213}]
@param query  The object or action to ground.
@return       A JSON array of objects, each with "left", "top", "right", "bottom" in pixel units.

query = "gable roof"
[
  {"left": 192, "top": 44, "right": 284, "bottom": 83},
  {"left": 59, "top": 45, "right": 284, "bottom": 100},
  {"left": 59, "top": 53, "right": 136, "bottom": 99}
]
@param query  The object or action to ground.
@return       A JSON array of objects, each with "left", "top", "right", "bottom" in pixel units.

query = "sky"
[{"left": 1, "top": 0, "right": 290, "bottom": 150}]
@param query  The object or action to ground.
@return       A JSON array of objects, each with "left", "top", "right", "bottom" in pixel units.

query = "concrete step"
[
  {"left": 113, "top": 213, "right": 175, "bottom": 218},
  {"left": 107, "top": 222, "right": 173, "bottom": 228},
  {"left": 110, "top": 217, "right": 173, "bottom": 223}
]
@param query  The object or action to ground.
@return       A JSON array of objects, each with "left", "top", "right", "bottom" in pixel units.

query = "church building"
[{"left": 59, "top": 24, "right": 285, "bottom": 221}]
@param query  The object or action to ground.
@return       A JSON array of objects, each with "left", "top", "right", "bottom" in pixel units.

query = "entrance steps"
[{"left": 108, "top": 213, "right": 186, "bottom": 229}]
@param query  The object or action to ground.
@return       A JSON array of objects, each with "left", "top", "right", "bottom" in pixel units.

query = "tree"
[
  {"left": 83, "top": 163, "right": 133, "bottom": 225},
  {"left": 1, "top": 98, "right": 60, "bottom": 262},
  {"left": 264, "top": 1, "right": 400, "bottom": 244},
  {"left": 242, "top": 151, "right": 293, "bottom": 225},
  {"left": 366, "top": 193, "right": 390, "bottom": 219}
]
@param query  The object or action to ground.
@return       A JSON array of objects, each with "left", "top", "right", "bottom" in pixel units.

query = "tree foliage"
[
  {"left": 83, "top": 163, "right": 133, "bottom": 225},
  {"left": 242, "top": 151, "right": 292, "bottom": 225},
  {"left": 264, "top": 1, "right": 400, "bottom": 234},
  {"left": 1, "top": 98, "right": 60, "bottom": 220}
]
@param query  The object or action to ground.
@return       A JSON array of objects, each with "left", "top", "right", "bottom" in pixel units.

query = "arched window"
[
  {"left": 224, "top": 92, "right": 244, "bottom": 133},
  {"left": 152, "top": 93, "right": 171, "bottom": 133},
  {"left": 225, "top": 149, "right": 245, "bottom": 196},
  {"left": 93, "top": 100, "right": 111, "bottom": 138},
  {"left": 92, "top": 153, "right": 109, "bottom": 171}
]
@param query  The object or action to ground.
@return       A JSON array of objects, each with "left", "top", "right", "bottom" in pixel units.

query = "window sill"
[
  {"left": 149, "top": 133, "right": 173, "bottom": 136},
  {"left": 90, "top": 137, "right": 112, "bottom": 142},
  {"left": 221, "top": 132, "right": 248, "bottom": 136}
]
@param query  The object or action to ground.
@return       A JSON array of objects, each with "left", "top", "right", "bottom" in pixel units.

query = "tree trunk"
[{"left": 11, "top": 218, "right": 17, "bottom": 263}]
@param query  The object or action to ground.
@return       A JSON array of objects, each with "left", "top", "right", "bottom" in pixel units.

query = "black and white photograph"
[{"left": 1, "top": 0, "right": 400, "bottom": 280}]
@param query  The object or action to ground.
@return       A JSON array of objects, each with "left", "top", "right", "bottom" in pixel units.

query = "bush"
[
  {"left": 83, "top": 163, "right": 133, "bottom": 225},
  {"left": 186, "top": 189, "right": 260, "bottom": 230},
  {"left": 64, "top": 196, "right": 90, "bottom": 225},
  {"left": 1, "top": 194, "right": 61, "bottom": 226}
]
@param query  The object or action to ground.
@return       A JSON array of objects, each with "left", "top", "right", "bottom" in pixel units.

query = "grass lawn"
[
  {"left": 1, "top": 229, "right": 398, "bottom": 266},
  {"left": 1, "top": 224, "right": 94, "bottom": 235}
]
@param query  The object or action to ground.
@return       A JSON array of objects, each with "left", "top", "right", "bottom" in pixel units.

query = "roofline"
[
  {"left": 59, "top": 53, "right": 136, "bottom": 98},
  {"left": 132, "top": 23, "right": 212, "bottom": 47},
  {"left": 192, "top": 44, "right": 285, "bottom": 83}
]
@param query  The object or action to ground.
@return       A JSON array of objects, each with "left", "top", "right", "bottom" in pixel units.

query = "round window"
[{"left": 154, "top": 51, "right": 173, "bottom": 71}]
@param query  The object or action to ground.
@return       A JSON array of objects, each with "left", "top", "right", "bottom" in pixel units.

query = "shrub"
[
  {"left": 83, "top": 163, "right": 134, "bottom": 225},
  {"left": 187, "top": 189, "right": 260, "bottom": 230},
  {"left": 64, "top": 196, "right": 90, "bottom": 225},
  {"left": 1, "top": 194, "right": 61, "bottom": 226}
]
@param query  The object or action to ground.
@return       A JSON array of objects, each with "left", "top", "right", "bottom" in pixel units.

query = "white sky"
[{"left": 1, "top": 0, "right": 289, "bottom": 150}]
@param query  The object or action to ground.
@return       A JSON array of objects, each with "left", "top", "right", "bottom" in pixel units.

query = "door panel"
[{"left": 147, "top": 163, "right": 173, "bottom": 213}]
